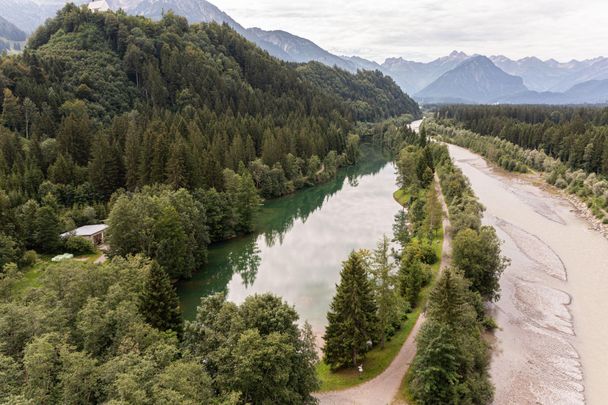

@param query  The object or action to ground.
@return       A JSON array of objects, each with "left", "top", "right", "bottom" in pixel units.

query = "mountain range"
[
  {"left": 0, "top": 14, "right": 26, "bottom": 52},
  {"left": 415, "top": 56, "right": 528, "bottom": 104},
  {"left": 1, "top": 0, "right": 607, "bottom": 105}
]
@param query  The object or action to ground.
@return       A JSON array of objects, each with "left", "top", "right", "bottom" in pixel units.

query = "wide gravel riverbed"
[{"left": 449, "top": 144, "right": 608, "bottom": 405}]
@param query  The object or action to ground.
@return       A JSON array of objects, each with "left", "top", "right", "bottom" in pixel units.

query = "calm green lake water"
[{"left": 178, "top": 149, "right": 401, "bottom": 335}]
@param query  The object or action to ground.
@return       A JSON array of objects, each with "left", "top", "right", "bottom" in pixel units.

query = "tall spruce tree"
[
  {"left": 410, "top": 269, "right": 493, "bottom": 404},
  {"left": 33, "top": 205, "right": 62, "bottom": 253},
  {"left": 323, "top": 251, "right": 378, "bottom": 369},
  {"left": 399, "top": 256, "right": 427, "bottom": 309},
  {"left": 369, "top": 236, "right": 404, "bottom": 348},
  {"left": 139, "top": 261, "right": 183, "bottom": 336},
  {"left": 1, "top": 88, "right": 21, "bottom": 131}
]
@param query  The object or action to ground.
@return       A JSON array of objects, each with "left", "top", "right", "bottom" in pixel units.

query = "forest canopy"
[{"left": 0, "top": 4, "right": 419, "bottom": 276}]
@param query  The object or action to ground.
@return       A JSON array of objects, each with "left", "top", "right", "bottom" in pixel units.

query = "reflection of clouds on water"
[
  {"left": 180, "top": 146, "right": 399, "bottom": 336},
  {"left": 224, "top": 161, "right": 399, "bottom": 333},
  {"left": 256, "top": 147, "right": 390, "bottom": 249}
]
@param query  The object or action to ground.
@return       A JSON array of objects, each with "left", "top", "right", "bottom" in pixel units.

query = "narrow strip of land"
[{"left": 315, "top": 175, "right": 452, "bottom": 405}]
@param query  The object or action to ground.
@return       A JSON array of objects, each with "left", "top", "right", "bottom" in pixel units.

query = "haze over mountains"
[
  {"left": 1, "top": 0, "right": 607, "bottom": 105},
  {"left": 415, "top": 56, "right": 528, "bottom": 104},
  {"left": 0, "top": 14, "right": 26, "bottom": 52}
]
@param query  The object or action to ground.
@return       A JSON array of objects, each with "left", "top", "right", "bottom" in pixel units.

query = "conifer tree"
[
  {"left": 56, "top": 112, "right": 92, "bottom": 165},
  {"left": 236, "top": 172, "right": 261, "bottom": 233},
  {"left": 1, "top": 88, "right": 21, "bottom": 131},
  {"left": 369, "top": 236, "right": 404, "bottom": 348},
  {"left": 399, "top": 257, "right": 427, "bottom": 308},
  {"left": 22, "top": 98, "right": 37, "bottom": 139},
  {"left": 34, "top": 205, "right": 62, "bottom": 253},
  {"left": 166, "top": 140, "right": 189, "bottom": 189},
  {"left": 410, "top": 321, "right": 462, "bottom": 404},
  {"left": 427, "top": 268, "right": 477, "bottom": 329},
  {"left": 139, "top": 261, "right": 183, "bottom": 336},
  {"left": 323, "top": 252, "right": 377, "bottom": 369},
  {"left": 89, "top": 136, "right": 123, "bottom": 199}
]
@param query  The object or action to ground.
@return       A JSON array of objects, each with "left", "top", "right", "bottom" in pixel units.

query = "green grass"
[
  {"left": 73, "top": 251, "right": 103, "bottom": 263},
  {"left": 316, "top": 307, "right": 421, "bottom": 392},
  {"left": 316, "top": 203, "right": 444, "bottom": 393},
  {"left": 393, "top": 189, "right": 411, "bottom": 207},
  {"left": 11, "top": 250, "right": 103, "bottom": 295},
  {"left": 12, "top": 261, "right": 47, "bottom": 294}
]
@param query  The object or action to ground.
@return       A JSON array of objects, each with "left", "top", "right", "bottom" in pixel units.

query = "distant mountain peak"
[
  {"left": 520, "top": 56, "right": 543, "bottom": 63},
  {"left": 449, "top": 50, "right": 468, "bottom": 58},
  {"left": 416, "top": 55, "right": 527, "bottom": 103},
  {"left": 464, "top": 55, "right": 493, "bottom": 64}
]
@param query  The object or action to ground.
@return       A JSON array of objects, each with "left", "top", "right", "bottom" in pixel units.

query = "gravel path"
[{"left": 315, "top": 175, "right": 452, "bottom": 405}]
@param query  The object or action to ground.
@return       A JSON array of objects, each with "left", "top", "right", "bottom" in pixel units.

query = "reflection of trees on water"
[
  {"left": 258, "top": 147, "right": 390, "bottom": 249},
  {"left": 183, "top": 146, "right": 391, "bottom": 305},
  {"left": 227, "top": 239, "right": 262, "bottom": 288}
]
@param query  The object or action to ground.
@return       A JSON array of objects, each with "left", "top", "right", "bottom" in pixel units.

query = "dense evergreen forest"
[
  {"left": 435, "top": 105, "right": 608, "bottom": 223},
  {"left": 297, "top": 62, "right": 420, "bottom": 122},
  {"left": 0, "top": 4, "right": 420, "bottom": 277},
  {"left": 437, "top": 105, "right": 608, "bottom": 175},
  {"left": 0, "top": 4, "right": 424, "bottom": 404}
]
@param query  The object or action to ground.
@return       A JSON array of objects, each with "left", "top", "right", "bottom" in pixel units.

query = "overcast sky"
[{"left": 216, "top": 0, "right": 608, "bottom": 63}]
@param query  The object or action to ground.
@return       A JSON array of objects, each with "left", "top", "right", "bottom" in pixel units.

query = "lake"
[{"left": 178, "top": 147, "right": 402, "bottom": 339}]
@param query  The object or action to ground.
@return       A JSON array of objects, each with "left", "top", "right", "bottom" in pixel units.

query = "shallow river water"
[
  {"left": 178, "top": 148, "right": 400, "bottom": 340},
  {"left": 448, "top": 144, "right": 608, "bottom": 405}
]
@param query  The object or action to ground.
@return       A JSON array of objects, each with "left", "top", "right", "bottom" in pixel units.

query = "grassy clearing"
[
  {"left": 11, "top": 250, "right": 103, "bottom": 295},
  {"left": 393, "top": 189, "right": 411, "bottom": 206},
  {"left": 316, "top": 197, "right": 444, "bottom": 393},
  {"left": 12, "top": 261, "right": 47, "bottom": 294}
]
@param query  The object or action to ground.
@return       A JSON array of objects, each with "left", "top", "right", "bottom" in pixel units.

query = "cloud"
[{"left": 215, "top": 0, "right": 608, "bottom": 62}]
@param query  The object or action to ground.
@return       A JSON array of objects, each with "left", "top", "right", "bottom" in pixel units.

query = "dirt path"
[{"left": 315, "top": 176, "right": 452, "bottom": 405}]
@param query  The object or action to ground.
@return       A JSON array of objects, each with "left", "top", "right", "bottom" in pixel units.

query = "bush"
[
  {"left": 482, "top": 316, "right": 498, "bottom": 330},
  {"left": 418, "top": 239, "right": 438, "bottom": 264},
  {"left": 65, "top": 236, "right": 95, "bottom": 255},
  {"left": 554, "top": 177, "right": 568, "bottom": 189},
  {"left": 20, "top": 250, "right": 38, "bottom": 268}
]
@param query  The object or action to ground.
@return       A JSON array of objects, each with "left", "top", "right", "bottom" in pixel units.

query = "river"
[
  {"left": 178, "top": 147, "right": 401, "bottom": 340},
  {"left": 448, "top": 144, "right": 608, "bottom": 405}
]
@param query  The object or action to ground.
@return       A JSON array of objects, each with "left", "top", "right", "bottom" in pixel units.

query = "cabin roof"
[{"left": 61, "top": 224, "right": 108, "bottom": 238}]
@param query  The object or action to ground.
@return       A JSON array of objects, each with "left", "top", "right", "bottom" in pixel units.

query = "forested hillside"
[
  {"left": 0, "top": 4, "right": 419, "bottom": 277},
  {"left": 0, "top": 5, "right": 421, "bottom": 404},
  {"left": 297, "top": 62, "right": 420, "bottom": 122}
]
